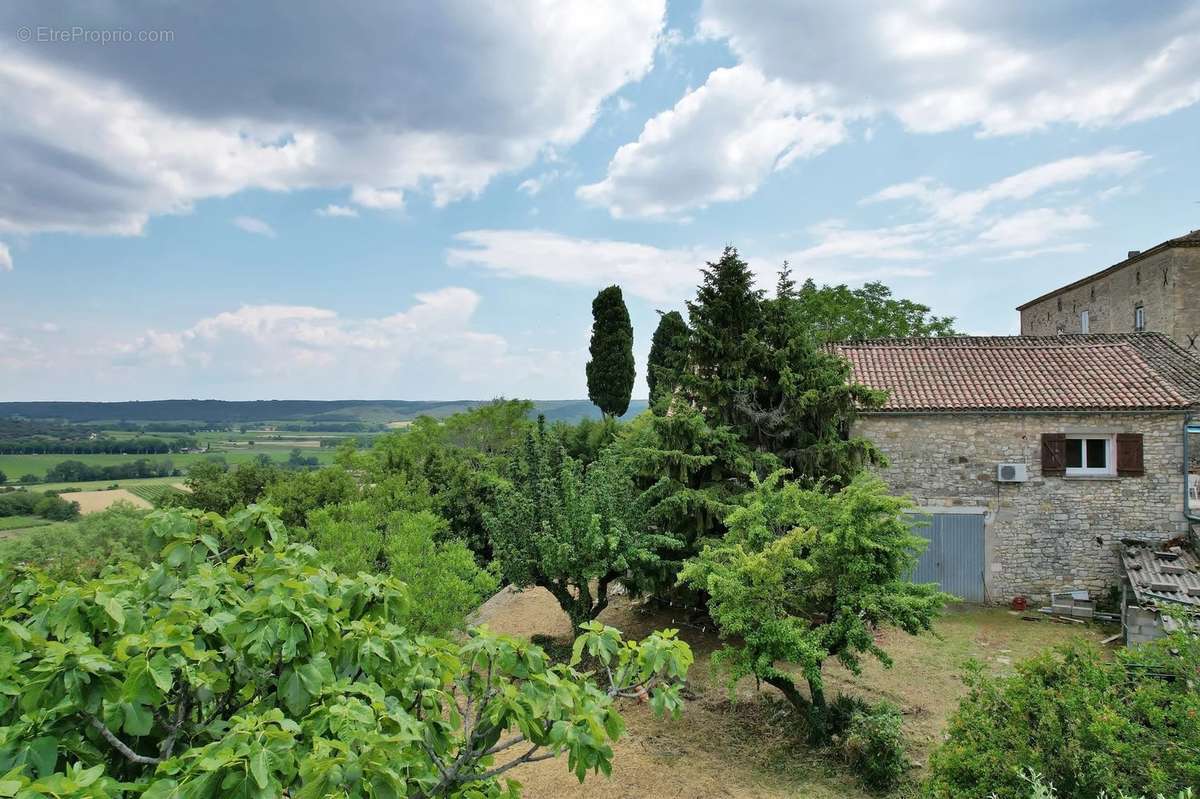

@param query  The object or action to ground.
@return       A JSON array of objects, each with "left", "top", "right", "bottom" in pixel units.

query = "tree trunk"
[
  {"left": 763, "top": 674, "right": 810, "bottom": 715},
  {"left": 806, "top": 677, "right": 829, "bottom": 743},
  {"left": 764, "top": 673, "right": 831, "bottom": 743}
]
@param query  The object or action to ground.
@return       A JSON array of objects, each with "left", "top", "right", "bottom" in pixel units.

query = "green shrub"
[
  {"left": 1022, "top": 770, "right": 1195, "bottom": 799},
  {"left": 826, "top": 694, "right": 907, "bottom": 792},
  {"left": 0, "top": 505, "right": 692, "bottom": 798},
  {"left": 926, "top": 635, "right": 1200, "bottom": 799},
  {"left": 33, "top": 493, "right": 80, "bottom": 521},
  {"left": 301, "top": 500, "right": 498, "bottom": 636},
  {"left": 0, "top": 503, "right": 149, "bottom": 579},
  {"left": 0, "top": 491, "right": 36, "bottom": 517},
  {"left": 840, "top": 701, "right": 907, "bottom": 792}
]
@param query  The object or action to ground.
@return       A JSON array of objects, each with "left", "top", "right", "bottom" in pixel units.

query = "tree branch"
[
  {"left": 459, "top": 743, "right": 555, "bottom": 783},
  {"left": 83, "top": 712, "right": 162, "bottom": 766},
  {"left": 483, "top": 733, "right": 527, "bottom": 756},
  {"left": 158, "top": 689, "right": 191, "bottom": 760}
]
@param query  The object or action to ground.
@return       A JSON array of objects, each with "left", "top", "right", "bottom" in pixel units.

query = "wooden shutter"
[
  {"left": 1116, "top": 433, "right": 1144, "bottom": 476},
  {"left": 1041, "top": 433, "right": 1066, "bottom": 476}
]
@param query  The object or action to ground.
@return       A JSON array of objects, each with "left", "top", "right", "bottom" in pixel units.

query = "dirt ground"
[
  {"left": 63, "top": 488, "right": 152, "bottom": 513},
  {"left": 473, "top": 587, "right": 1110, "bottom": 798}
]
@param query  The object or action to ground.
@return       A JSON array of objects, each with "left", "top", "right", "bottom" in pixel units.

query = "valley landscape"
[{"left": 2, "top": 3, "right": 1198, "bottom": 798}]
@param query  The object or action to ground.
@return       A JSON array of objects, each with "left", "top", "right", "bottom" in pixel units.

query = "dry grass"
[
  {"left": 474, "top": 587, "right": 1110, "bottom": 798},
  {"left": 63, "top": 488, "right": 152, "bottom": 513}
]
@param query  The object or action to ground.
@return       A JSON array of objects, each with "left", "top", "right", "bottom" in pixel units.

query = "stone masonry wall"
[
  {"left": 854, "top": 412, "right": 1189, "bottom": 602},
  {"left": 1020, "top": 246, "right": 1200, "bottom": 351}
]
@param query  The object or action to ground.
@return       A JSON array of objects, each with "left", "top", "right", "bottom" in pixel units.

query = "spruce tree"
[
  {"left": 744, "top": 273, "right": 886, "bottom": 485},
  {"left": 682, "top": 246, "right": 763, "bottom": 426},
  {"left": 681, "top": 254, "right": 884, "bottom": 487},
  {"left": 586, "top": 284, "right": 636, "bottom": 419},
  {"left": 646, "top": 310, "right": 689, "bottom": 410}
]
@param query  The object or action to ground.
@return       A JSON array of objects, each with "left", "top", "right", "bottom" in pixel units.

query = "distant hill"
[{"left": 0, "top": 399, "right": 649, "bottom": 426}]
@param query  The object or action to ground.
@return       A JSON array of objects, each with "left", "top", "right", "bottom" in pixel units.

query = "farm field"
[
  {"left": 66, "top": 489, "right": 152, "bottom": 513},
  {"left": 474, "top": 588, "right": 1108, "bottom": 798},
  {"left": 0, "top": 519, "right": 75, "bottom": 542},
  {"left": 190, "top": 430, "right": 356, "bottom": 446},
  {"left": 125, "top": 482, "right": 186, "bottom": 506},
  {"left": 36, "top": 475, "right": 183, "bottom": 493},
  {"left": 0, "top": 448, "right": 337, "bottom": 484},
  {"left": 0, "top": 515, "right": 52, "bottom": 533}
]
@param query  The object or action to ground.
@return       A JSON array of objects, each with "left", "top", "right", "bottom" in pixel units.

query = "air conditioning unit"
[{"left": 997, "top": 463, "right": 1028, "bottom": 482}]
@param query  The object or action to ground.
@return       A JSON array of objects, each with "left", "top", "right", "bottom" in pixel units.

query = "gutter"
[{"left": 858, "top": 408, "right": 1192, "bottom": 417}]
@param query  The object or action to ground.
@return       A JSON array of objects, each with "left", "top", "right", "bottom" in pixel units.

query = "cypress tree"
[
  {"left": 646, "top": 310, "right": 689, "bottom": 410},
  {"left": 586, "top": 285, "right": 636, "bottom": 419}
]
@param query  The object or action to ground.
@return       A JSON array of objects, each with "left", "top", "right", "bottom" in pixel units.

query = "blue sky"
[{"left": 2, "top": 1, "right": 1198, "bottom": 401}]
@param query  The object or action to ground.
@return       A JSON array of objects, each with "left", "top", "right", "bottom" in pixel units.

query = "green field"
[
  {"left": 0, "top": 516, "right": 53, "bottom": 533},
  {"left": 0, "top": 448, "right": 337, "bottom": 485},
  {"left": 126, "top": 483, "right": 186, "bottom": 506},
  {"left": 36, "top": 475, "right": 183, "bottom": 493},
  {"left": 0, "top": 520, "right": 77, "bottom": 542}
]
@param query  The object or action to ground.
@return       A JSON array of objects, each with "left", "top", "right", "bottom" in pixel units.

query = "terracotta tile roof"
[{"left": 832, "top": 334, "right": 1200, "bottom": 413}]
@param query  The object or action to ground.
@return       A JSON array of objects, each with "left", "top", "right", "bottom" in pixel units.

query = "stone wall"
[
  {"left": 1019, "top": 246, "right": 1200, "bottom": 351},
  {"left": 854, "top": 411, "right": 1190, "bottom": 602}
]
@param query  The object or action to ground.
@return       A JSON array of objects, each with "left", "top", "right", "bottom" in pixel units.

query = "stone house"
[
  {"left": 1018, "top": 229, "right": 1200, "bottom": 351},
  {"left": 833, "top": 334, "right": 1200, "bottom": 604}
]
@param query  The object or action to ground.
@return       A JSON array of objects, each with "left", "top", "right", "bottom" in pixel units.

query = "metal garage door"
[{"left": 907, "top": 512, "right": 986, "bottom": 602}]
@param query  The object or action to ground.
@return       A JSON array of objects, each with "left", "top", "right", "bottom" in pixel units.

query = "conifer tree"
[
  {"left": 586, "top": 285, "right": 636, "bottom": 419},
  {"left": 646, "top": 310, "right": 689, "bottom": 410},
  {"left": 682, "top": 246, "right": 763, "bottom": 426}
]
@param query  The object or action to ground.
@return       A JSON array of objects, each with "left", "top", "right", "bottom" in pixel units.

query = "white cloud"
[
  {"left": 585, "top": 3, "right": 1197, "bottom": 217},
  {"left": 111, "top": 288, "right": 568, "bottom": 396},
  {"left": 0, "top": 2, "right": 665, "bottom": 238},
  {"left": 578, "top": 65, "right": 848, "bottom": 218},
  {"left": 449, "top": 229, "right": 709, "bottom": 303},
  {"left": 701, "top": 1, "right": 1200, "bottom": 136},
  {"left": 517, "top": 178, "right": 544, "bottom": 197},
  {"left": 864, "top": 150, "right": 1147, "bottom": 226},
  {"left": 785, "top": 221, "right": 935, "bottom": 265},
  {"left": 977, "top": 207, "right": 1096, "bottom": 248},
  {"left": 315, "top": 204, "right": 358, "bottom": 218},
  {"left": 350, "top": 186, "right": 405, "bottom": 210},
  {"left": 461, "top": 149, "right": 1136, "bottom": 296},
  {"left": 845, "top": 151, "right": 1149, "bottom": 259},
  {"left": 0, "top": 242, "right": 11, "bottom": 272},
  {"left": 232, "top": 216, "right": 277, "bottom": 238},
  {"left": 39, "top": 322, "right": 60, "bottom": 333},
  {"left": 984, "top": 242, "right": 1091, "bottom": 262},
  {"left": 0, "top": 327, "right": 38, "bottom": 370},
  {"left": 448, "top": 227, "right": 933, "bottom": 304}
]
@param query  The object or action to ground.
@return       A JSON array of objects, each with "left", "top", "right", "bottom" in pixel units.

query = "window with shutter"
[
  {"left": 1116, "top": 433, "right": 1144, "bottom": 476},
  {"left": 1041, "top": 433, "right": 1066, "bottom": 476}
]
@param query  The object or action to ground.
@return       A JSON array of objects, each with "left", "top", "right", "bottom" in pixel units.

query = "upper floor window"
[
  {"left": 1134, "top": 305, "right": 1145, "bottom": 332},
  {"left": 1080, "top": 310, "right": 1089, "bottom": 333},
  {"left": 1043, "top": 432, "right": 1143, "bottom": 478},
  {"left": 1065, "top": 435, "right": 1112, "bottom": 476}
]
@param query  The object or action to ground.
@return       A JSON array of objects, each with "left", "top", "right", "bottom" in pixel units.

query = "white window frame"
[
  {"left": 1134, "top": 305, "right": 1145, "bottom": 332},
  {"left": 1187, "top": 423, "right": 1199, "bottom": 520},
  {"left": 1065, "top": 434, "right": 1115, "bottom": 476},
  {"left": 1080, "top": 309, "right": 1090, "bottom": 333}
]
